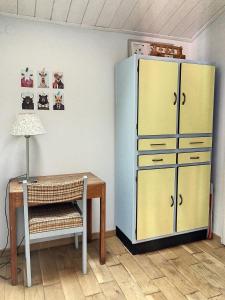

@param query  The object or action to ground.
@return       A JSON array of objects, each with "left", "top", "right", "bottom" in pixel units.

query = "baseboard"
[
  {"left": 1, "top": 230, "right": 116, "bottom": 257},
  {"left": 116, "top": 226, "right": 208, "bottom": 254}
]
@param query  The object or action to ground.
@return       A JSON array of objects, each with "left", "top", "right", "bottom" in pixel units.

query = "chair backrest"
[{"left": 25, "top": 178, "right": 85, "bottom": 204}]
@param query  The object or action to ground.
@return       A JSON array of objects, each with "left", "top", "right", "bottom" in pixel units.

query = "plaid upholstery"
[
  {"left": 29, "top": 203, "right": 83, "bottom": 234},
  {"left": 27, "top": 179, "right": 84, "bottom": 204}
]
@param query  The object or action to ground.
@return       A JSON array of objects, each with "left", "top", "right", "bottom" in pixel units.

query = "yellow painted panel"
[
  {"left": 137, "top": 169, "right": 175, "bottom": 240},
  {"left": 180, "top": 63, "right": 215, "bottom": 134},
  {"left": 138, "top": 153, "right": 176, "bottom": 167},
  {"left": 138, "top": 138, "right": 176, "bottom": 151},
  {"left": 138, "top": 60, "right": 178, "bottom": 135},
  {"left": 178, "top": 151, "right": 211, "bottom": 164},
  {"left": 179, "top": 137, "right": 212, "bottom": 149},
  {"left": 177, "top": 165, "right": 211, "bottom": 232}
]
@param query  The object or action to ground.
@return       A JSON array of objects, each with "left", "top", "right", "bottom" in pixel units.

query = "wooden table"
[{"left": 9, "top": 172, "right": 106, "bottom": 285}]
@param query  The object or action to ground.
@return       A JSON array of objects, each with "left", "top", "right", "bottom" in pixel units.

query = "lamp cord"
[{"left": 0, "top": 175, "right": 26, "bottom": 280}]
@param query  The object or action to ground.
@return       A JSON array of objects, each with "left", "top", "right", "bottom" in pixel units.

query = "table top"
[{"left": 9, "top": 172, "right": 105, "bottom": 194}]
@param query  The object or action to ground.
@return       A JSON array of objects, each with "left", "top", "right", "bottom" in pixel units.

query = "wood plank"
[
  {"left": 109, "top": 264, "right": 146, "bottom": 299},
  {"left": 4, "top": 264, "right": 24, "bottom": 300},
  {"left": 86, "top": 293, "right": 106, "bottom": 300},
  {"left": 191, "top": 263, "right": 225, "bottom": 291},
  {"left": 158, "top": 248, "right": 178, "bottom": 260},
  {"left": 153, "top": 277, "right": 186, "bottom": 300},
  {"left": 74, "top": 258, "right": 101, "bottom": 297},
  {"left": 44, "top": 283, "right": 66, "bottom": 300},
  {"left": 51, "top": 0, "right": 71, "bottom": 22},
  {"left": 171, "top": 258, "right": 221, "bottom": 298},
  {"left": 146, "top": 292, "right": 167, "bottom": 300},
  {"left": 110, "top": 0, "right": 137, "bottom": 29},
  {"left": 25, "top": 284, "right": 45, "bottom": 300},
  {"left": 96, "top": 0, "right": 122, "bottom": 27},
  {"left": 137, "top": 0, "right": 170, "bottom": 32},
  {"left": 193, "top": 251, "right": 225, "bottom": 281},
  {"left": 170, "top": 246, "right": 199, "bottom": 266},
  {"left": 186, "top": 292, "right": 207, "bottom": 300},
  {"left": 106, "top": 236, "right": 127, "bottom": 256},
  {"left": 0, "top": 265, "right": 6, "bottom": 300},
  {"left": 118, "top": 253, "right": 159, "bottom": 294},
  {"left": 82, "top": 0, "right": 105, "bottom": 26},
  {"left": 134, "top": 254, "right": 163, "bottom": 279},
  {"left": 0, "top": 0, "right": 17, "bottom": 14},
  {"left": 159, "top": 0, "right": 199, "bottom": 35},
  {"left": 182, "top": 243, "right": 202, "bottom": 254},
  {"left": 124, "top": 0, "right": 153, "bottom": 30},
  {"left": 58, "top": 268, "right": 85, "bottom": 300},
  {"left": 148, "top": 253, "right": 197, "bottom": 295},
  {"left": 39, "top": 249, "right": 60, "bottom": 286},
  {"left": 18, "top": 0, "right": 36, "bottom": 16},
  {"left": 100, "top": 281, "right": 125, "bottom": 299},
  {"left": 67, "top": 0, "right": 88, "bottom": 24},
  {"left": 203, "top": 237, "right": 223, "bottom": 249},
  {"left": 35, "top": 0, "right": 54, "bottom": 19},
  {"left": 88, "top": 246, "right": 113, "bottom": 283}
]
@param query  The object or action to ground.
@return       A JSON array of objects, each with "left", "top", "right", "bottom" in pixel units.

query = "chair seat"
[{"left": 29, "top": 203, "right": 83, "bottom": 234}]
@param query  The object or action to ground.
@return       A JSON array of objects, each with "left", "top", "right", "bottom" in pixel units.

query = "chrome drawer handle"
[
  {"left": 170, "top": 196, "right": 174, "bottom": 207},
  {"left": 173, "top": 92, "right": 177, "bottom": 105},
  {"left": 189, "top": 141, "right": 204, "bottom": 145},
  {"left": 190, "top": 156, "right": 200, "bottom": 160},
  {"left": 150, "top": 143, "right": 166, "bottom": 146},
  {"left": 182, "top": 92, "right": 186, "bottom": 105},
  {"left": 152, "top": 158, "right": 163, "bottom": 162}
]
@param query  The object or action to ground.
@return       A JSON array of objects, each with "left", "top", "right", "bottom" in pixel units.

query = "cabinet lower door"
[
  {"left": 179, "top": 63, "right": 215, "bottom": 134},
  {"left": 137, "top": 168, "right": 175, "bottom": 240},
  {"left": 138, "top": 59, "right": 178, "bottom": 135},
  {"left": 177, "top": 165, "right": 211, "bottom": 232}
]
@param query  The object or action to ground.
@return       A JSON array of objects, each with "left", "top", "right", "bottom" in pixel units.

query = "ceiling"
[{"left": 0, "top": 0, "right": 225, "bottom": 41}]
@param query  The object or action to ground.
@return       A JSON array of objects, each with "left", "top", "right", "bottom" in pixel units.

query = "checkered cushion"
[
  {"left": 29, "top": 203, "right": 83, "bottom": 234},
  {"left": 27, "top": 179, "right": 84, "bottom": 204}
]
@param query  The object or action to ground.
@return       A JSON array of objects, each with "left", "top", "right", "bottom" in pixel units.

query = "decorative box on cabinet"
[{"left": 115, "top": 55, "right": 215, "bottom": 254}]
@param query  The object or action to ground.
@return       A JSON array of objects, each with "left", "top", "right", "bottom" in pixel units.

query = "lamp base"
[{"left": 18, "top": 176, "right": 38, "bottom": 183}]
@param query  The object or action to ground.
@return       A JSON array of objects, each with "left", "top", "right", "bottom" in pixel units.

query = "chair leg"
[
  {"left": 82, "top": 231, "right": 87, "bottom": 274},
  {"left": 24, "top": 236, "right": 32, "bottom": 287},
  {"left": 75, "top": 234, "right": 79, "bottom": 249}
]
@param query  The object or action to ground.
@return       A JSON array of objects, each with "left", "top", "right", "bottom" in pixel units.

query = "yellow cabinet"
[
  {"left": 180, "top": 63, "right": 215, "bottom": 134},
  {"left": 138, "top": 138, "right": 176, "bottom": 151},
  {"left": 138, "top": 60, "right": 178, "bottom": 136},
  {"left": 138, "top": 153, "right": 176, "bottom": 167},
  {"left": 177, "top": 165, "right": 211, "bottom": 232},
  {"left": 137, "top": 168, "right": 175, "bottom": 240}
]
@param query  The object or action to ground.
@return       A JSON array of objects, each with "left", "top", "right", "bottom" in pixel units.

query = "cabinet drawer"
[
  {"left": 138, "top": 138, "right": 176, "bottom": 151},
  {"left": 139, "top": 153, "right": 176, "bottom": 167},
  {"left": 179, "top": 137, "right": 212, "bottom": 149},
  {"left": 178, "top": 152, "right": 211, "bottom": 164}
]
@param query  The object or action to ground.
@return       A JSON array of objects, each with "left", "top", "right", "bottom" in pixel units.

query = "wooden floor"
[{"left": 1, "top": 236, "right": 225, "bottom": 299}]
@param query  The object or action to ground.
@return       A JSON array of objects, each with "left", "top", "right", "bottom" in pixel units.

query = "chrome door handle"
[
  {"left": 179, "top": 194, "right": 183, "bottom": 205},
  {"left": 152, "top": 159, "right": 163, "bottom": 162},
  {"left": 182, "top": 92, "right": 186, "bottom": 105},
  {"left": 173, "top": 92, "right": 177, "bottom": 105},
  {"left": 170, "top": 196, "right": 174, "bottom": 207}
]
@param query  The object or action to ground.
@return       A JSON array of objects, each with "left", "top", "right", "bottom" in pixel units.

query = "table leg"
[
  {"left": 87, "top": 199, "right": 92, "bottom": 242},
  {"left": 100, "top": 183, "right": 106, "bottom": 264},
  {"left": 9, "top": 194, "right": 17, "bottom": 285}
]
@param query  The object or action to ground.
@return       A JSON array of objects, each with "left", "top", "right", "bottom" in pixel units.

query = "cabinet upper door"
[
  {"left": 138, "top": 60, "right": 178, "bottom": 136},
  {"left": 177, "top": 165, "right": 211, "bottom": 232},
  {"left": 137, "top": 168, "right": 175, "bottom": 240},
  {"left": 179, "top": 63, "right": 215, "bottom": 134}
]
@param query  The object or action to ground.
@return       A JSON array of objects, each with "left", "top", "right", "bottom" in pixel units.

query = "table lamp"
[{"left": 10, "top": 113, "right": 46, "bottom": 182}]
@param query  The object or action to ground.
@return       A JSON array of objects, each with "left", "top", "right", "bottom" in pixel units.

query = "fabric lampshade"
[{"left": 10, "top": 113, "right": 46, "bottom": 136}]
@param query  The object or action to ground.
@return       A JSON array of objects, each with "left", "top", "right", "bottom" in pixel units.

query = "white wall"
[
  {"left": 192, "top": 11, "right": 225, "bottom": 238},
  {"left": 0, "top": 15, "right": 191, "bottom": 249}
]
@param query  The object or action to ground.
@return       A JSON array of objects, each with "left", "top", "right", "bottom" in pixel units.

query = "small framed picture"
[
  {"left": 21, "top": 67, "right": 34, "bottom": 88},
  {"left": 128, "top": 39, "right": 151, "bottom": 56},
  {"left": 53, "top": 91, "right": 64, "bottom": 110},
  {"left": 52, "top": 72, "right": 64, "bottom": 89},
  {"left": 37, "top": 68, "right": 49, "bottom": 88},
  {"left": 38, "top": 92, "right": 49, "bottom": 110},
  {"left": 21, "top": 92, "right": 34, "bottom": 110}
]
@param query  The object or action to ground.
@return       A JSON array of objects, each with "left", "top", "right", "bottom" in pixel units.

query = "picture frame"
[{"left": 128, "top": 39, "right": 151, "bottom": 56}]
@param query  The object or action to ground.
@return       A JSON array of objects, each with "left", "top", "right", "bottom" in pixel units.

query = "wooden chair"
[{"left": 22, "top": 176, "right": 88, "bottom": 287}]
